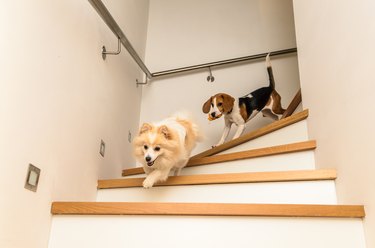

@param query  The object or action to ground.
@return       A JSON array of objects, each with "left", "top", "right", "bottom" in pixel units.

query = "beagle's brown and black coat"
[{"left": 202, "top": 54, "right": 285, "bottom": 147}]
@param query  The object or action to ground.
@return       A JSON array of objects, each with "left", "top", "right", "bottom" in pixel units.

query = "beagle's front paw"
[
  {"left": 142, "top": 178, "right": 155, "bottom": 189},
  {"left": 212, "top": 142, "right": 223, "bottom": 148}
]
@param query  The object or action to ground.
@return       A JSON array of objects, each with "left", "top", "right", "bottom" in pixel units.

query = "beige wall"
[
  {"left": 0, "top": 0, "right": 149, "bottom": 247},
  {"left": 141, "top": 0, "right": 300, "bottom": 153},
  {"left": 293, "top": 0, "right": 375, "bottom": 246}
]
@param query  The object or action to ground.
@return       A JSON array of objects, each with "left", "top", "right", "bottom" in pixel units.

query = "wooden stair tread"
[
  {"left": 51, "top": 202, "right": 365, "bottom": 218},
  {"left": 191, "top": 109, "right": 309, "bottom": 159},
  {"left": 101, "top": 169, "right": 336, "bottom": 189},
  {"left": 122, "top": 139, "right": 315, "bottom": 177}
]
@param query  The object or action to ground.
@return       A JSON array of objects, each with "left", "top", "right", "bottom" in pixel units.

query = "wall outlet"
[
  {"left": 25, "top": 164, "right": 41, "bottom": 192},
  {"left": 99, "top": 140, "right": 105, "bottom": 157}
]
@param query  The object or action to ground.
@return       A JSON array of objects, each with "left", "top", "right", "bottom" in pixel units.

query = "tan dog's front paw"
[{"left": 142, "top": 178, "right": 154, "bottom": 188}]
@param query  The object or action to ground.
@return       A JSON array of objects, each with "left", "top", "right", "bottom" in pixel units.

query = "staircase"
[{"left": 48, "top": 110, "right": 366, "bottom": 248}]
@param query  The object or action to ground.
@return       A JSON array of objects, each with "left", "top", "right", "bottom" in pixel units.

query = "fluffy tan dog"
[{"left": 133, "top": 113, "right": 200, "bottom": 188}]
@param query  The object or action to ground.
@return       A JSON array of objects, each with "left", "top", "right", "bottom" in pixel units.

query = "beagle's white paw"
[{"left": 212, "top": 142, "right": 223, "bottom": 148}]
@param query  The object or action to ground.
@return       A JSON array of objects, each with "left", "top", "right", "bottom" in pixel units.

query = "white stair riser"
[
  {"left": 97, "top": 181, "right": 337, "bottom": 204},
  {"left": 182, "top": 150, "right": 315, "bottom": 176},
  {"left": 125, "top": 151, "right": 316, "bottom": 178},
  {"left": 218, "top": 120, "right": 309, "bottom": 154},
  {"left": 49, "top": 216, "right": 366, "bottom": 248}
]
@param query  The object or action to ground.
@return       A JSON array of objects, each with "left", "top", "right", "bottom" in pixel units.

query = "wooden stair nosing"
[
  {"left": 122, "top": 167, "right": 146, "bottom": 177},
  {"left": 188, "top": 140, "right": 316, "bottom": 167},
  {"left": 122, "top": 139, "right": 315, "bottom": 177},
  {"left": 190, "top": 109, "right": 309, "bottom": 160},
  {"left": 51, "top": 202, "right": 365, "bottom": 218},
  {"left": 100, "top": 169, "right": 336, "bottom": 189}
]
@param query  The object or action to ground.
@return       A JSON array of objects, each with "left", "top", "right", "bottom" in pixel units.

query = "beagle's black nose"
[
  {"left": 145, "top": 156, "right": 151, "bottom": 162},
  {"left": 211, "top": 112, "right": 216, "bottom": 118}
]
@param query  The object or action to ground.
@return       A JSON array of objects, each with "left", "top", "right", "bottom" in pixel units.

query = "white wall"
[
  {"left": 0, "top": 0, "right": 149, "bottom": 247},
  {"left": 141, "top": 0, "right": 301, "bottom": 154},
  {"left": 293, "top": 0, "right": 375, "bottom": 246}
]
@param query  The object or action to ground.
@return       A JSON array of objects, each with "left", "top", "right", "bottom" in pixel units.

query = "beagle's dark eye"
[
  {"left": 144, "top": 145, "right": 148, "bottom": 150},
  {"left": 211, "top": 103, "right": 214, "bottom": 107},
  {"left": 217, "top": 102, "right": 223, "bottom": 107},
  {"left": 154, "top": 146, "right": 160, "bottom": 151}
]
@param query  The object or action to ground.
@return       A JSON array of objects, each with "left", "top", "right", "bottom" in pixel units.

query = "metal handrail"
[
  {"left": 151, "top": 48, "right": 297, "bottom": 78},
  {"left": 88, "top": 0, "right": 152, "bottom": 78},
  {"left": 88, "top": 0, "right": 297, "bottom": 80}
]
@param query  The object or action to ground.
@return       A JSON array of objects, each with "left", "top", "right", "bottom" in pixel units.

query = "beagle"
[{"left": 202, "top": 54, "right": 285, "bottom": 147}]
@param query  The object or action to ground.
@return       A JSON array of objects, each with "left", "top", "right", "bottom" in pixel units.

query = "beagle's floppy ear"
[
  {"left": 139, "top": 123, "right": 153, "bottom": 134},
  {"left": 158, "top": 125, "right": 172, "bottom": 139},
  {"left": 221, "top": 94, "right": 235, "bottom": 113},
  {"left": 202, "top": 97, "right": 212, "bottom": 114}
]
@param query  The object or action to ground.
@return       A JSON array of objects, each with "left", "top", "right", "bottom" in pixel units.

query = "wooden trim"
[
  {"left": 100, "top": 169, "right": 336, "bottom": 189},
  {"left": 188, "top": 140, "right": 316, "bottom": 167},
  {"left": 191, "top": 109, "right": 309, "bottom": 160},
  {"left": 122, "top": 139, "right": 315, "bottom": 177},
  {"left": 122, "top": 167, "right": 144, "bottom": 177},
  {"left": 51, "top": 202, "right": 365, "bottom": 218},
  {"left": 281, "top": 89, "right": 302, "bottom": 119}
]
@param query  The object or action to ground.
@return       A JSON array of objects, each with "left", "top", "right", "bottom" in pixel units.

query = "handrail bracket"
[
  {"left": 102, "top": 37, "right": 121, "bottom": 60},
  {"left": 136, "top": 77, "right": 148, "bottom": 87}
]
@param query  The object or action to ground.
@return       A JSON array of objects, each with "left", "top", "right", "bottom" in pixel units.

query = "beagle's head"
[{"left": 202, "top": 93, "right": 235, "bottom": 121}]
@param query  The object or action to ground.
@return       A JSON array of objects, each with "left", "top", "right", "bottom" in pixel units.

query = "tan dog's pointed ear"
[
  {"left": 202, "top": 97, "right": 212, "bottom": 114},
  {"left": 221, "top": 94, "right": 235, "bottom": 113},
  {"left": 139, "top": 123, "right": 152, "bottom": 134},
  {"left": 158, "top": 125, "right": 171, "bottom": 139}
]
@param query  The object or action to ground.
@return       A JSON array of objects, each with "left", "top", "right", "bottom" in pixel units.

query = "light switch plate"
[{"left": 25, "top": 164, "right": 40, "bottom": 192}]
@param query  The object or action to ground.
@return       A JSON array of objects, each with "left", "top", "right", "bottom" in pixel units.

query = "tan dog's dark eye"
[
  {"left": 154, "top": 147, "right": 160, "bottom": 151},
  {"left": 218, "top": 102, "right": 223, "bottom": 106},
  {"left": 211, "top": 103, "right": 214, "bottom": 107},
  {"left": 144, "top": 145, "right": 148, "bottom": 150}
]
